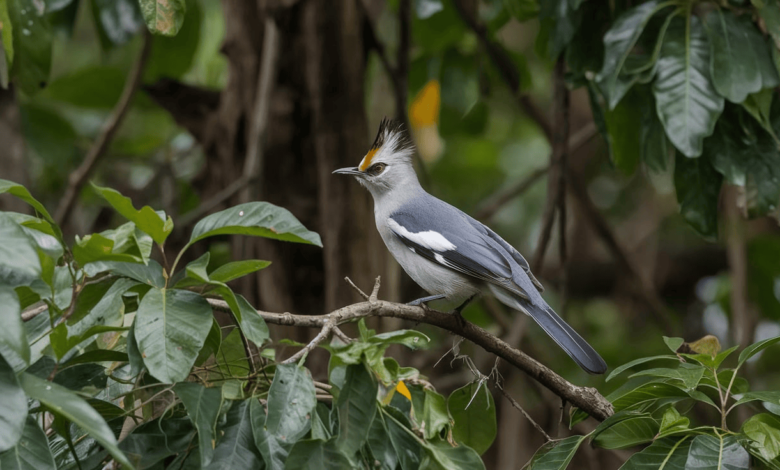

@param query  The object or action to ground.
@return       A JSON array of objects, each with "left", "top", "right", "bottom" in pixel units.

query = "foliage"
[
  {"left": 527, "top": 335, "right": 780, "bottom": 469},
  {"left": 0, "top": 180, "right": 496, "bottom": 469}
]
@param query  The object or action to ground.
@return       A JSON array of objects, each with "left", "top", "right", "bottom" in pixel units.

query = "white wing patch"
[{"left": 388, "top": 218, "right": 457, "bottom": 251}]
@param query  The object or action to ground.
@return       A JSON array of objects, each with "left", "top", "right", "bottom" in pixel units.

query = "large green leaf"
[
  {"left": 91, "top": 184, "right": 173, "bottom": 245},
  {"left": 674, "top": 151, "right": 722, "bottom": 240},
  {"left": 134, "top": 288, "right": 213, "bottom": 383},
  {"left": 732, "top": 391, "right": 780, "bottom": 408},
  {"left": 738, "top": 334, "right": 780, "bottom": 367},
  {"left": 703, "top": 10, "right": 778, "bottom": 103},
  {"left": 603, "top": 90, "right": 642, "bottom": 175},
  {"left": 174, "top": 382, "right": 223, "bottom": 467},
  {"left": 72, "top": 233, "right": 142, "bottom": 267},
  {"left": 419, "top": 439, "right": 486, "bottom": 470},
  {"left": 597, "top": 0, "right": 671, "bottom": 109},
  {"left": 207, "top": 400, "right": 262, "bottom": 470},
  {"left": 0, "top": 416, "right": 56, "bottom": 470},
  {"left": 685, "top": 434, "right": 749, "bottom": 470},
  {"left": 189, "top": 202, "right": 322, "bottom": 247},
  {"left": 592, "top": 412, "right": 658, "bottom": 449},
  {"left": 250, "top": 399, "right": 289, "bottom": 470},
  {"left": 641, "top": 91, "right": 671, "bottom": 172},
  {"left": 0, "top": 180, "right": 56, "bottom": 226},
  {"left": 210, "top": 259, "right": 271, "bottom": 283},
  {"left": 528, "top": 435, "right": 587, "bottom": 470},
  {"left": 608, "top": 378, "right": 690, "bottom": 412},
  {"left": 607, "top": 355, "right": 680, "bottom": 382},
  {"left": 756, "top": 0, "right": 780, "bottom": 49},
  {"left": 7, "top": 0, "right": 51, "bottom": 95},
  {"left": 423, "top": 389, "right": 451, "bottom": 440},
  {"left": 265, "top": 364, "right": 317, "bottom": 442},
  {"left": 143, "top": 0, "right": 201, "bottom": 81},
  {"left": 367, "top": 412, "right": 399, "bottom": 470},
  {"left": 706, "top": 106, "right": 780, "bottom": 218},
  {"left": 447, "top": 382, "right": 496, "bottom": 455},
  {"left": 284, "top": 438, "right": 352, "bottom": 470},
  {"left": 0, "top": 355, "right": 26, "bottom": 453},
  {"left": 653, "top": 14, "right": 724, "bottom": 157},
  {"left": 382, "top": 407, "right": 422, "bottom": 470},
  {"left": 742, "top": 413, "right": 780, "bottom": 461},
  {"left": 19, "top": 373, "right": 132, "bottom": 468},
  {"left": 84, "top": 260, "right": 165, "bottom": 288},
  {"left": 0, "top": 286, "right": 29, "bottom": 372},
  {"left": 138, "top": 0, "right": 185, "bottom": 36},
  {"left": 538, "top": 0, "right": 582, "bottom": 59},
  {"left": 0, "top": 213, "right": 41, "bottom": 287},
  {"left": 336, "top": 364, "right": 378, "bottom": 457},
  {"left": 119, "top": 417, "right": 194, "bottom": 468},
  {"left": 619, "top": 435, "right": 692, "bottom": 470}
]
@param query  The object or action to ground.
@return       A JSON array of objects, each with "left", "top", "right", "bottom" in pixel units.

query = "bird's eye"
[{"left": 368, "top": 163, "right": 387, "bottom": 176}]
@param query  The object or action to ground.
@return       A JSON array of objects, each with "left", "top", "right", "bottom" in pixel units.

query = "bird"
[{"left": 333, "top": 118, "right": 607, "bottom": 374}]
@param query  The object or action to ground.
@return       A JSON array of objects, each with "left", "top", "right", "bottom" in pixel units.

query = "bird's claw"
[{"left": 406, "top": 294, "right": 446, "bottom": 307}]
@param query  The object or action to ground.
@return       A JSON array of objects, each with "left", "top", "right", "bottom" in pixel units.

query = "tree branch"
[
  {"left": 55, "top": 31, "right": 153, "bottom": 226},
  {"left": 206, "top": 278, "right": 614, "bottom": 421},
  {"left": 723, "top": 185, "right": 752, "bottom": 346}
]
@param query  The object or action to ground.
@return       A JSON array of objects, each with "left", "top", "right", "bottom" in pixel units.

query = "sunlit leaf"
[
  {"left": 607, "top": 355, "right": 680, "bottom": 382},
  {"left": 742, "top": 413, "right": 780, "bottom": 461},
  {"left": 91, "top": 184, "right": 173, "bottom": 245},
  {"left": 618, "top": 435, "right": 691, "bottom": 470},
  {"left": 685, "top": 434, "right": 749, "bottom": 470},
  {"left": 138, "top": 0, "right": 185, "bottom": 36},
  {"left": 209, "top": 259, "right": 271, "bottom": 283}
]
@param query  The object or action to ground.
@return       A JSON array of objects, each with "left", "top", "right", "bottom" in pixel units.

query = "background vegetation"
[{"left": 3, "top": 0, "right": 780, "bottom": 468}]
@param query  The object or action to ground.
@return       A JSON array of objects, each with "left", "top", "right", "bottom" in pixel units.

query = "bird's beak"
[{"left": 332, "top": 167, "right": 363, "bottom": 176}]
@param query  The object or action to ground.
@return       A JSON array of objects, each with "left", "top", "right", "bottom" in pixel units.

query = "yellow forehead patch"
[{"left": 359, "top": 147, "right": 379, "bottom": 171}]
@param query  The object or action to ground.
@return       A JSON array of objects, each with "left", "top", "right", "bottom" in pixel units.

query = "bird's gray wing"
[{"left": 388, "top": 200, "right": 534, "bottom": 301}]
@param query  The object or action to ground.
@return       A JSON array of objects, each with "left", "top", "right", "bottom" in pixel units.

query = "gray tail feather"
[{"left": 487, "top": 285, "right": 607, "bottom": 374}]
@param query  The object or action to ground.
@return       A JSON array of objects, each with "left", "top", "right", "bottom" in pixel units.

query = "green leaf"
[
  {"left": 597, "top": 0, "right": 671, "bottom": 109},
  {"left": 138, "top": 0, "right": 185, "bottom": 35},
  {"left": 119, "top": 417, "right": 194, "bottom": 468},
  {"left": 608, "top": 378, "right": 690, "bottom": 412},
  {"left": 607, "top": 355, "right": 680, "bottom": 382},
  {"left": 641, "top": 91, "right": 671, "bottom": 172},
  {"left": 250, "top": 399, "right": 289, "bottom": 470},
  {"left": 0, "top": 180, "right": 55, "bottom": 227},
  {"left": 0, "top": 213, "right": 41, "bottom": 287},
  {"left": 63, "top": 349, "right": 128, "bottom": 367},
  {"left": 381, "top": 408, "right": 423, "bottom": 470},
  {"left": 143, "top": 0, "right": 201, "bottom": 81},
  {"left": 539, "top": 0, "right": 582, "bottom": 59},
  {"left": 210, "top": 260, "right": 271, "bottom": 283},
  {"left": 592, "top": 412, "right": 658, "bottom": 449},
  {"left": 732, "top": 391, "right": 780, "bottom": 408},
  {"left": 174, "top": 382, "right": 223, "bottom": 467},
  {"left": 603, "top": 90, "right": 642, "bottom": 175},
  {"left": 84, "top": 260, "right": 165, "bottom": 288},
  {"left": 266, "top": 364, "right": 317, "bottom": 442},
  {"left": 674, "top": 150, "right": 722, "bottom": 240},
  {"left": 19, "top": 373, "right": 132, "bottom": 468},
  {"left": 189, "top": 202, "right": 322, "bottom": 247},
  {"left": 0, "top": 0, "right": 12, "bottom": 67},
  {"left": 738, "top": 335, "right": 780, "bottom": 367},
  {"left": 233, "top": 294, "right": 270, "bottom": 348},
  {"left": 742, "top": 413, "right": 780, "bottom": 461},
  {"left": 336, "top": 364, "right": 378, "bottom": 457},
  {"left": 422, "top": 389, "right": 451, "bottom": 440},
  {"left": 207, "top": 400, "right": 262, "bottom": 470},
  {"left": 447, "top": 382, "right": 496, "bottom": 455},
  {"left": 5, "top": 213, "right": 63, "bottom": 260},
  {"left": 367, "top": 412, "right": 399, "bottom": 470},
  {"left": 743, "top": 89, "right": 779, "bottom": 143},
  {"left": 703, "top": 9, "right": 778, "bottom": 103},
  {"left": 528, "top": 435, "right": 587, "bottom": 470},
  {"left": 0, "top": 355, "right": 26, "bottom": 453},
  {"left": 134, "top": 288, "right": 213, "bottom": 383},
  {"left": 658, "top": 406, "right": 690, "bottom": 437},
  {"left": 420, "top": 439, "right": 486, "bottom": 470},
  {"left": 618, "top": 435, "right": 692, "bottom": 470},
  {"left": 630, "top": 365, "right": 705, "bottom": 390},
  {"left": 284, "top": 438, "right": 351, "bottom": 470},
  {"left": 91, "top": 184, "right": 173, "bottom": 245},
  {"left": 72, "top": 233, "right": 142, "bottom": 266},
  {"left": 654, "top": 14, "right": 724, "bottom": 157},
  {"left": 0, "top": 286, "right": 29, "bottom": 372},
  {"left": 755, "top": 0, "right": 780, "bottom": 49},
  {"left": 685, "top": 434, "right": 749, "bottom": 470},
  {"left": 0, "top": 416, "right": 56, "bottom": 470},
  {"left": 7, "top": 0, "right": 51, "bottom": 95}
]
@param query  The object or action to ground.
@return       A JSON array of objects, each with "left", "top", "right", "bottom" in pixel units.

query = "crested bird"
[{"left": 333, "top": 118, "right": 607, "bottom": 374}]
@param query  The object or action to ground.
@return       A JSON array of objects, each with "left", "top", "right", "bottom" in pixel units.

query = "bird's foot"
[
  {"left": 451, "top": 294, "right": 477, "bottom": 329},
  {"left": 406, "top": 294, "right": 446, "bottom": 308}
]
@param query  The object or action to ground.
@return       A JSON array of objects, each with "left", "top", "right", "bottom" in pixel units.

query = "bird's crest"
[{"left": 359, "top": 118, "right": 414, "bottom": 171}]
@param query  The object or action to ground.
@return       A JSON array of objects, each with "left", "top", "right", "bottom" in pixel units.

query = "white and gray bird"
[{"left": 334, "top": 118, "right": 607, "bottom": 374}]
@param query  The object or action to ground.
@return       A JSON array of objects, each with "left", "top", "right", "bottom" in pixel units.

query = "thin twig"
[
  {"left": 332, "top": 326, "right": 354, "bottom": 344},
  {"left": 495, "top": 382, "right": 552, "bottom": 442},
  {"left": 281, "top": 320, "right": 335, "bottom": 364},
  {"left": 55, "top": 31, "right": 153, "bottom": 226},
  {"left": 345, "top": 277, "right": 369, "bottom": 300},
  {"left": 474, "top": 166, "right": 549, "bottom": 221},
  {"left": 206, "top": 286, "right": 614, "bottom": 421}
]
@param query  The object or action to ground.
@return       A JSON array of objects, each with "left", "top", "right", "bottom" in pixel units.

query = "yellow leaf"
[
  {"left": 678, "top": 335, "right": 721, "bottom": 358},
  {"left": 396, "top": 380, "right": 411, "bottom": 401},
  {"left": 410, "top": 80, "right": 440, "bottom": 127}
]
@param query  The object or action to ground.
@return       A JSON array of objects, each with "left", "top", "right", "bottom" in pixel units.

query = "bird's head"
[{"left": 333, "top": 118, "right": 419, "bottom": 197}]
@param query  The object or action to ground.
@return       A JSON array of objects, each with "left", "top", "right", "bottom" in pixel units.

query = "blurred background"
[{"left": 2, "top": 0, "right": 780, "bottom": 467}]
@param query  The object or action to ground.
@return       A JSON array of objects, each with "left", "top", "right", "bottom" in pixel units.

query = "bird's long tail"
[{"left": 487, "top": 284, "right": 607, "bottom": 374}]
